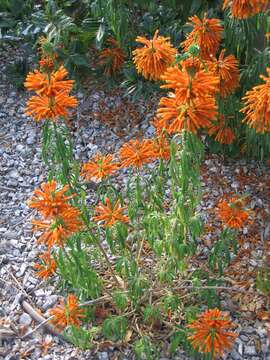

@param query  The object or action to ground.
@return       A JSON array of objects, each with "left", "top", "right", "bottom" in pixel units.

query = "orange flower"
[
  {"left": 152, "top": 133, "right": 171, "bottom": 160},
  {"left": 25, "top": 92, "right": 77, "bottom": 122},
  {"left": 34, "top": 251, "right": 56, "bottom": 279},
  {"left": 151, "top": 117, "right": 167, "bottom": 135},
  {"left": 241, "top": 68, "right": 270, "bottom": 133},
  {"left": 49, "top": 294, "right": 85, "bottom": 330},
  {"left": 24, "top": 66, "right": 74, "bottom": 96},
  {"left": 181, "top": 15, "right": 223, "bottom": 60},
  {"left": 32, "top": 207, "right": 83, "bottom": 248},
  {"left": 29, "top": 180, "right": 74, "bottom": 219},
  {"left": 208, "top": 50, "right": 239, "bottom": 98},
  {"left": 180, "top": 56, "right": 202, "bottom": 73},
  {"left": 93, "top": 197, "right": 129, "bottom": 227},
  {"left": 81, "top": 153, "right": 119, "bottom": 182},
  {"left": 188, "top": 308, "right": 237, "bottom": 357},
  {"left": 218, "top": 197, "right": 249, "bottom": 228},
  {"left": 119, "top": 139, "right": 156, "bottom": 168},
  {"left": 133, "top": 30, "right": 177, "bottom": 81},
  {"left": 161, "top": 66, "right": 218, "bottom": 102},
  {"left": 39, "top": 56, "right": 55, "bottom": 70},
  {"left": 38, "top": 36, "right": 57, "bottom": 71},
  {"left": 157, "top": 94, "right": 217, "bottom": 134},
  {"left": 223, "top": 0, "right": 268, "bottom": 19},
  {"left": 208, "top": 115, "right": 236, "bottom": 144},
  {"left": 98, "top": 38, "right": 125, "bottom": 76}
]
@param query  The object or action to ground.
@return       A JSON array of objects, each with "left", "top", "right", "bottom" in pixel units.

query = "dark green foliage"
[
  {"left": 102, "top": 315, "right": 127, "bottom": 341},
  {"left": 256, "top": 267, "right": 270, "bottom": 296}
]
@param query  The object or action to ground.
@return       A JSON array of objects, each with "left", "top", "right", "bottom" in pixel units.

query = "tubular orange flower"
[
  {"left": 180, "top": 56, "right": 202, "bottom": 73},
  {"left": 34, "top": 251, "right": 56, "bottom": 279},
  {"left": 208, "top": 50, "right": 239, "bottom": 98},
  {"left": 98, "top": 38, "right": 125, "bottom": 76},
  {"left": 24, "top": 66, "right": 74, "bottom": 96},
  {"left": 152, "top": 133, "right": 171, "bottom": 160},
  {"left": 32, "top": 207, "right": 83, "bottom": 248},
  {"left": 208, "top": 115, "right": 236, "bottom": 144},
  {"left": 29, "top": 180, "right": 74, "bottom": 219},
  {"left": 181, "top": 15, "right": 223, "bottom": 60},
  {"left": 161, "top": 66, "right": 219, "bottom": 102},
  {"left": 188, "top": 308, "right": 237, "bottom": 357},
  {"left": 241, "top": 68, "right": 270, "bottom": 133},
  {"left": 157, "top": 94, "right": 217, "bottom": 134},
  {"left": 93, "top": 197, "right": 129, "bottom": 227},
  {"left": 119, "top": 139, "right": 156, "bottom": 168},
  {"left": 223, "top": 0, "right": 268, "bottom": 19},
  {"left": 81, "top": 153, "right": 119, "bottom": 182},
  {"left": 49, "top": 294, "right": 85, "bottom": 330},
  {"left": 39, "top": 55, "right": 55, "bottom": 70},
  {"left": 133, "top": 30, "right": 177, "bottom": 81},
  {"left": 151, "top": 117, "right": 167, "bottom": 135},
  {"left": 218, "top": 196, "right": 249, "bottom": 228},
  {"left": 25, "top": 92, "right": 77, "bottom": 121}
]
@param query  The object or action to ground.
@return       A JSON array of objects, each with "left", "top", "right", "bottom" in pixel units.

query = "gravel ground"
[{"left": 1, "top": 46, "right": 270, "bottom": 359}]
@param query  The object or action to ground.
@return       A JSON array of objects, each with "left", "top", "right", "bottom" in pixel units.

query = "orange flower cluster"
[
  {"left": 99, "top": 38, "right": 125, "bottom": 76},
  {"left": 133, "top": 30, "right": 177, "bottom": 81},
  {"left": 223, "top": 0, "right": 269, "bottom": 19},
  {"left": 157, "top": 94, "right": 217, "bottom": 134},
  {"left": 93, "top": 197, "right": 129, "bottom": 227},
  {"left": 29, "top": 181, "right": 74, "bottom": 218},
  {"left": 29, "top": 180, "right": 83, "bottom": 249},
  {"left": 34, "top": 251, "right": 56, "bottom": 279},
  {"left": 80, "top": 137, "right": 170, "bottom": 182},
  {"left": 208, "top": 115, "right": 236, "bottom": 144},
  {"left": 181, "top": 15, "right": 223, "bottom": 60},
  {"left": 208, "top": 50, "right": 240, "bottom": 98},
  {"left": 49, "top": 294, "right": 85, "bottom": 330},
  {"left": 119, "top": 139, "right": 156, "bottom": 168},
  {"left": 155, "top": 28, "right": 221, "bottom": 135},
  {"left": 218, "top": 196, "right": 249, "bottom": 228},
  {"left": 25, "top": 59, "right": 77, "bottom": 122},
  {"left": 81, "top": 153, "right": 119, "bottom": 182},
  {"left": 38, "top": 36, "right": 57, "bottom": 71},
  {"left": 152, "top": 133, "right": 171, "bottom": 160},
  {"left": 188, "top": 308, "right": 237, "bottom": 357},
  {"left": 241, "top": 68, "right": 270, "bottom": 133},
  {"left": 161, "top": 66, "right": 218, "bottom": 102},
  {"left": 25, "top": 66, "right": 74, "bottom": 97}
]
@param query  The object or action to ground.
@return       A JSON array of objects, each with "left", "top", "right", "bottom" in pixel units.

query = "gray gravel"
[{"left": 1, "top": 46, "right": 270, "bottom": 360}]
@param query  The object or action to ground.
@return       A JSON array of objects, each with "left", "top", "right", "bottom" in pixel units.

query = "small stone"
[
  {"left": 16, "top": 263, "right": 27, "bottom": 277},
  {"left": 19, "top": 313, "right": 32, "bottom": 326},
  {"left": 16, "top": 144, "right": 24, "bottom": 152},
  {"left": 238, "top": 342, "right": 243, "bottom": 356},
  {"left": 244, "top": 345, "right": 257, "bottom": 356},
  {"left": 34, "top": 289, "right": 46, "bottom": 297},
  {"left": 243, "top": 326, "right": 255, "bottom": 334},
  {"left": 230, "top": 348, "right": 242, "bottom": 360},
  {"left": 98, "top": 352, "right": 109, "bottom": 360},
  {"left": 257, "top": 327, "right": 267, "bottom": 338},
  {"left": 9, "top": 169, "right": 19, "bottom": 179},
  {"left": 42, "top": 295, "right": 58, "bottom": 311},
  {"left": 26, "top": 137, "right": 35, "bottom": 145},
  {"left": 4, "top": 231, "right": 17, "bottom": 239},
  {"left": 262, "top": 343, "right": 269, "bottom": 353},
  {"left": 240, "top": 334, "right": 249, "bottom": 342}
]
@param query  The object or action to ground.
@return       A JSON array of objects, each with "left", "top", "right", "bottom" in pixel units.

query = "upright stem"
[{"left": 85, "top": 223, "right": 122, "bottom": 288}]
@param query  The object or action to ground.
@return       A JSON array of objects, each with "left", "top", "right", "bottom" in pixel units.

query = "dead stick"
[
  {"left": 20, "top": 300, "right": 68, "bottom": 342},
  {"left": 22, "top": 316, "right": 54, "bottom": 339}
]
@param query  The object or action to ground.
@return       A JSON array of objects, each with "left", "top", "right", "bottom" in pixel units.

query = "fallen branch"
[{"left": 20, "top": 299, "right": 69, "bottom": 342}]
